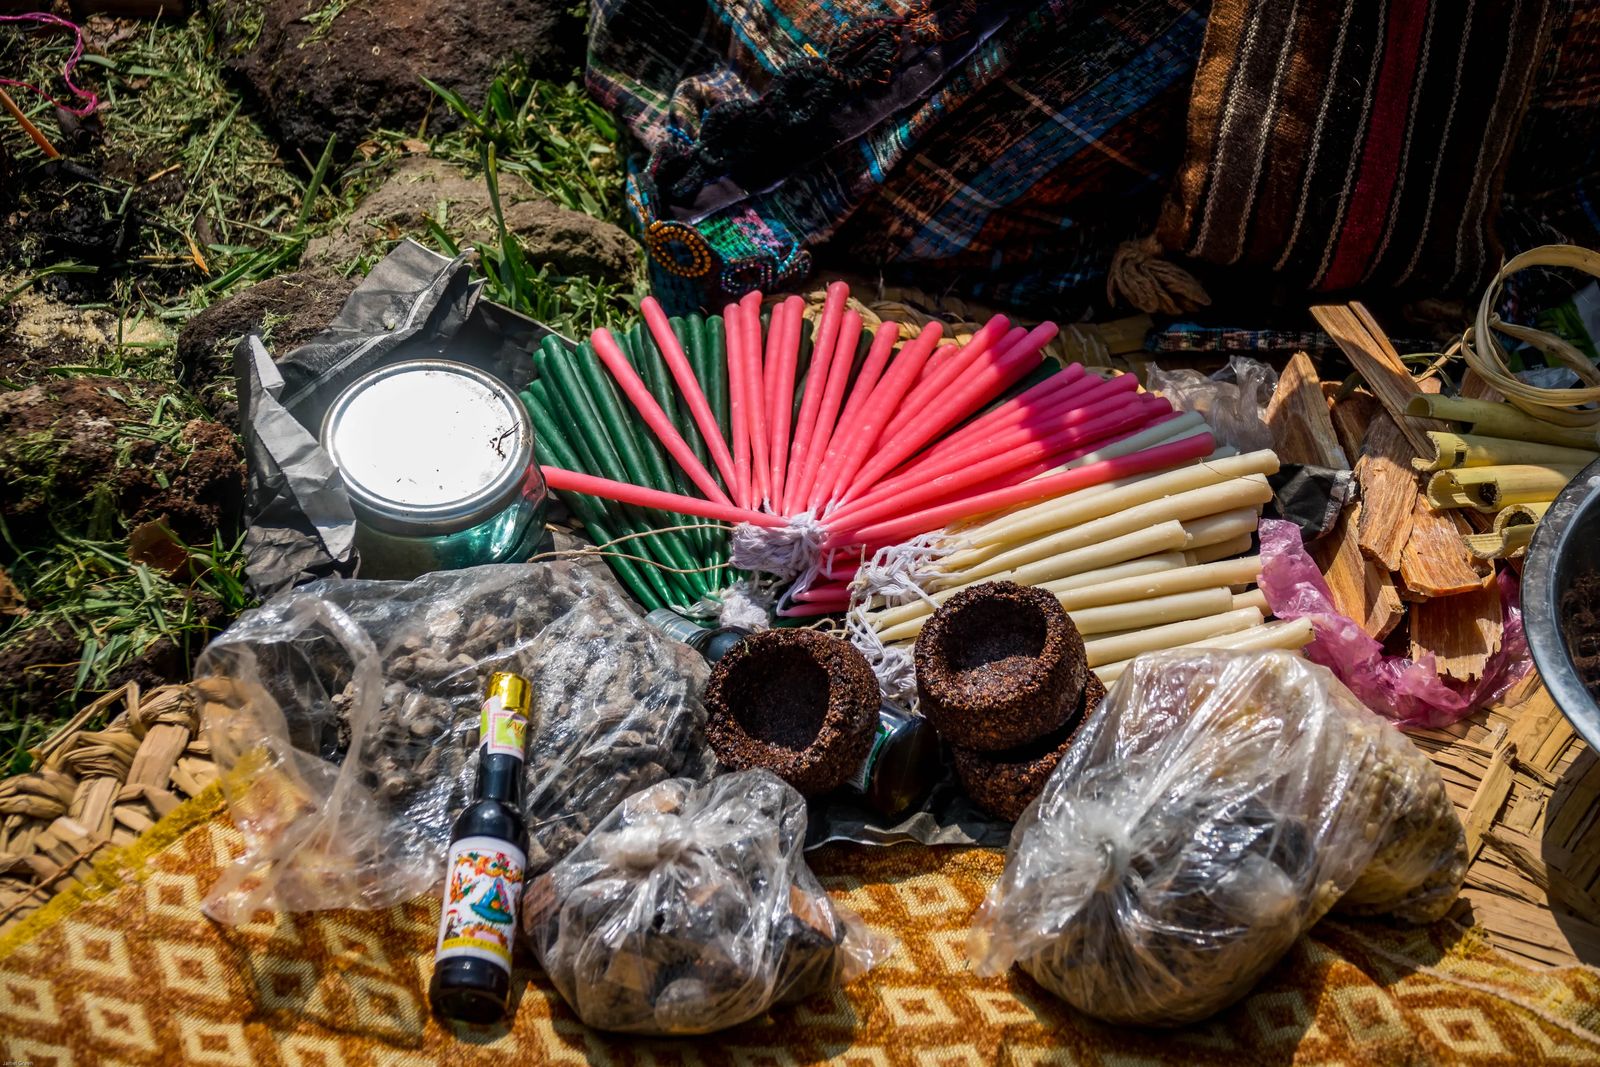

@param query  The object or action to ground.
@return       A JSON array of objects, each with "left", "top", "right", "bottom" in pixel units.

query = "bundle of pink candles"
[{"left": 539, "top": 281, "right": 1207, "bottom": 616}]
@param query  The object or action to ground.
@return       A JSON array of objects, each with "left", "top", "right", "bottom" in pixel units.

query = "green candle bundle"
[{"left": 520, "top": 316, "right": 742, "bottom": 612}]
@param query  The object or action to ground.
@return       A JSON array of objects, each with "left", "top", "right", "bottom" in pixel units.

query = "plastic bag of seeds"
[
  {"left": 969, "top": 650, "right": 1467, "bottom": 1027},
  {"left": 196, "top": 561, "right": 714, "bottom": 922},
  {"left": 523, "top": 769, "right": 890, "bottom": 1035}
]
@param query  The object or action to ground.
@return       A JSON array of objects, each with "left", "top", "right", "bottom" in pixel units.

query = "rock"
[
  {"left": 0, "top": 377, "right": 245, "bottom": 549},
  {"left": 220, "top": 0, "right": 582, "bottom": 160},
  {"left": 304, "top": 156, "right": 640, "bottom": 281},
  {"left": 177, "top": 267, "right": 358, "bottom": 424}
]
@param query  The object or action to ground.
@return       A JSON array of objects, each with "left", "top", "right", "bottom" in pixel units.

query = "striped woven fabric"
[
  {"left": 592, "top": 0, "right": 1207, "bottom": 314},
  {"left": 1157, "top": 0, "right": 1563, "bottom": 296}
]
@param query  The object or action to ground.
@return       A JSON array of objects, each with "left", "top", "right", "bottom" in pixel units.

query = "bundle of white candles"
[{"left": 850, "top": 427, "right": 1314, "bottom": 682}]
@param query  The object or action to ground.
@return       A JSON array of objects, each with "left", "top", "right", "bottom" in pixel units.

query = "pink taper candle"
[
  {"left": 740, "top": 292, "right": 773, "bottom": 509},
  {"left": 884, "top": 315, "right": 1010, "bottom": 437},
  {"left": 787, "top": 308, "right": 863, "bottom": 513},
  {"left": 590, "top": 328, "right": 732, "bottom": 505},
  {"left": 825, "top": 395, "right": 1167, "bottom": 531},
  {"left": 723, "top": 300, "right": 752, "bottom": 509},
  {"left": 840, "top": 385, "right": 1155, "bottom": 518},
  {"left": 839, "top": 322, "right": 1058, "bottom": 504},
  {"left": 641, "top": 297, "right": 740, "bottom": 498},
  {"left": 542, "top": 466, "right": 784, "bottom": 527},
  {"left": 767, "top": 296, "right": 804, "bottom": 506},
  {"left": 808, "top": 321, "right": 900, "bottom": 512},
  {"left": 820, "top": 321, "right": 942, "bottom": 512},
  {"left": 783, "top": 281, "right": 849, "bottom": 512},
  {"left": 909, "top": 364, "right": 1116, "bottom": 466},
  {"left": 824, "top": 431, "right": 1216, "bottom": 550}
]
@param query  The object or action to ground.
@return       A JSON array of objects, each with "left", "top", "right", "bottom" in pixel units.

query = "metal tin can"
[{"left": 321, "top": 359, "right": 547, "bottom": 579}]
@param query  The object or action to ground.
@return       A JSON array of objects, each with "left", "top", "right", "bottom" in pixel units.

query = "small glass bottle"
[
  {"left": 646, "top": 610, "right": 938, "bottom": 818},
  {"left": 429, "top": 671, "right": 532, "bottom": 1023}
]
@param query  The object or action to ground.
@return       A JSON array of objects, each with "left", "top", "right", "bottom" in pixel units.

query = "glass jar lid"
[{"left": 321, "top": 359, "right": 533, "bottom": 537}]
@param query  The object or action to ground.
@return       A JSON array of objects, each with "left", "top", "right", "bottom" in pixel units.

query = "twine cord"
[{"left": 1, "top": 14, "right": 100, "bottom": 117}]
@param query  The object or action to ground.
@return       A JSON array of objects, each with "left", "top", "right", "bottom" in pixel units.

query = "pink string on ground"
[{"left": 1, "top": 14, "right": 100, "bottom": 117}]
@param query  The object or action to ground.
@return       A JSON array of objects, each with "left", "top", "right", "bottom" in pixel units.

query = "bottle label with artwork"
[
  {"left": 479, "top": 691, "right": 529, "bottom": 760},
  {"left": 434, "top": 835, "right": 527, "bottom": 969}
]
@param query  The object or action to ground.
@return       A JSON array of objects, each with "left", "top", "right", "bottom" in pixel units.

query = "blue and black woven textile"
[{"left": 590, "top": 0, "right": 1210, "bottom": 315}]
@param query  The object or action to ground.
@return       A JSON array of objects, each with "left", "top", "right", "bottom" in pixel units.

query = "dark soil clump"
[
  {"left": 177, "top": 267, "right": 358, "bottom": 424},
  {"left": 0, "top": 377, "right": 246, "bottom": 548},
  {"left": 221, "top": 0, "right": 582, "bottom": 159}
]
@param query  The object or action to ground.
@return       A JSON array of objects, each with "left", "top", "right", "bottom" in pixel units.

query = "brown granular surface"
[
  {"left": 951, "top": 674, "right": 1107, "bottom": 822},
  {"left": 704, "top": 629, "right": 879, "bottom": 796},
  {"left": 1561, "top": 571, "right": 1600, "bottom": 698},
  {"left": 914, "top": 582, "right": 1086, "bottom": 752}
]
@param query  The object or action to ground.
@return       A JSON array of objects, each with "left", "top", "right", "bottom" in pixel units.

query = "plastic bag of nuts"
[
  {"left": 197, "top": 562, "right": 714, "bottom": 922},
  {"left": 523, "top": 769, "right": 890, "bottom": 1034},
  {"left": 969, "top": 650, "right": 1468, "bottom": 1026}
]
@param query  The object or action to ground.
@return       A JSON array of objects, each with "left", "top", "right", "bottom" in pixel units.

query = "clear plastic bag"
[
  {"left": 1146, "top": 355, "right": 1278, "bottom": 452},
  {"left": 196, "top": 561, "right": 713, "bottom": 922},
  {"left": 522, "top": 768, "right": 891, "bottom": 1035},
  {"left": 969, "top": 650, "right": 1467, "bottom": 1026}
]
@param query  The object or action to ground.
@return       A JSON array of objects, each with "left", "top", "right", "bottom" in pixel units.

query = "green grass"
[{"left": 0, "top": 10, "right": 637, "bottom": 764}]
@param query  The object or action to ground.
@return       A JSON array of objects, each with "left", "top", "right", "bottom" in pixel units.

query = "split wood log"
[{"left": 1267, "top": 352, "right": 1349, "bottom": 468}]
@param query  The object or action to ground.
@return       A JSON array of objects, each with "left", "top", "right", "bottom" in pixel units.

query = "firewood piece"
[
  {"left": 1313, "top": 304, "right": 1448, "bottom": 455},
  {"left": 1326, "top": 386, "right": 1383, "bottom": 462},
  {"left": 1399, "top": 496, "right": 1493, "bottom": 597},
  {"left": 1268, "top": 352, "right": 1350, "bottom": 468},
  {"left": 1311, "top": 502, "right": 1405, "bottom": 639},
  {"left": 1356, "top": 411, "right": 1420, "bottom": 571},
  {"left": 1410, "top": 579, "right": 1504, "bottom": 681}
]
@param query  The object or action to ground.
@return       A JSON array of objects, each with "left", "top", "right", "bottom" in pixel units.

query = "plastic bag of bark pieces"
[
  {"left": 196, "top": 561, "right": 713, "bottom": 922},
  {"left": 969, "top": 650, "right": 1467, "bottom": 1027},
  {"left": 523, "top": 769, "right": 891, "bottom": 1035}
]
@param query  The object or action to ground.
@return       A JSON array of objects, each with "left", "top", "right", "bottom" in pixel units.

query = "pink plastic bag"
[{"left": 1257, "top": 519, "right": 1530, "bottom": 728}]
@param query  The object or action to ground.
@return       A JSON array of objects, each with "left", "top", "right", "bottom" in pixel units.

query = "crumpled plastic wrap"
[
  {"left": 196, "top": 562, "right": 713, "bottom": 922},
  {"left": 1258, "top": 518, "right": 1530, "bottom": 727},
  {"left": 1146, "top": 356, "right": 1278, "bottom": 452},
  {"left": 969, "top": 650, "right": 1467, "bottom": 1027},
  {"left": 522, "top": 769, "right": 890, "bottom": 1035}
]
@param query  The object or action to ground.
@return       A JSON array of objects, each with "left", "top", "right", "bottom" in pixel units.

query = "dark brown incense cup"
[
  {"left": 704, "top": 629, "right": 879, "bottom": 796},
  {"left": 952, "top": 674, "right": 1107, "bottom": 822},
  {"left": 914, "top": 581, "right": 1086, "bottom": 752}
]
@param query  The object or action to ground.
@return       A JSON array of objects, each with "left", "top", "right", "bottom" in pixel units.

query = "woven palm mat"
[{"left": 0, "top": 811, "right": 1598, "bottom": 1066}]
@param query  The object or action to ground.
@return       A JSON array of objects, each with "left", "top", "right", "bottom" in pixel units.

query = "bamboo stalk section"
[
  {"left": 1425, "top": 464, "right": 1583, "bottom": 511},
  {"left": 1406, "top": 395, "right": 1600, "bottom": 450},
  {"left": 1413, "top": 431, "right": 1596, "bottom": 472},
  {"left": 1465, "top": 526, "right": 1535, "bottom": 560},
  {"left": 1494, "top": 502, "right": 1551, "bottom": 531}
]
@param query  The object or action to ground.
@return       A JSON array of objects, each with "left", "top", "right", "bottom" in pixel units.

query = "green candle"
[
  {"left": 520, "top": 384, "right": 669, "bottom": 609},
  {"left": 536, "top": 346, "right": 700, "bottom": 600}
]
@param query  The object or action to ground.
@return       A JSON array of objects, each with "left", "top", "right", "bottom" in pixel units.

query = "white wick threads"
[
  {"left": 846, "top": 603, "right": 918, "bottom": 704},
  {"left": 847, "top": 533, "right": 954, "bottom": 609},
  {"left": 717, "top": 580, "right": 773, "bottom": 631},
  {"left": 843, "top": 534, "right": 957, "bottom": 701},
  {"left": 729, "top": 511, "right": 828, "bottom": 580}
]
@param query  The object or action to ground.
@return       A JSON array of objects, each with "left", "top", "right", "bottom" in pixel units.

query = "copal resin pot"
[{"left": 322, "top": 359, "right": 548, "bottom": 579}]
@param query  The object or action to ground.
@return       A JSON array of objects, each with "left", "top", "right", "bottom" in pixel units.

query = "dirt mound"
[
  {"left": 0, "top": 377, "right": 246, "bottom": 548},
  {"left": 222, "top": 0, "right": 582, "bottom": 159},
  {"left": 304, "top": 156, "right": 639, "bottom": 280},
  {"left": 177, "top": 267, "right": 358, "bottom": 423}
]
